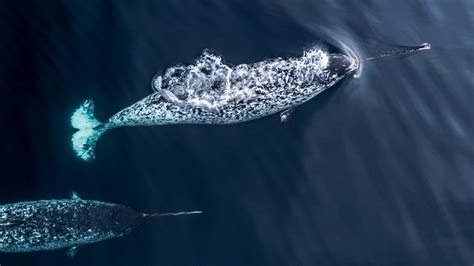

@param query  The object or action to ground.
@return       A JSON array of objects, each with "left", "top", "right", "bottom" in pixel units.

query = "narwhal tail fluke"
[
  {"left": 71, "top": 100, "right": 107, "bottom": 161},
  {"left": 144, "top": 211, "right": 203, "bottom": 218}
]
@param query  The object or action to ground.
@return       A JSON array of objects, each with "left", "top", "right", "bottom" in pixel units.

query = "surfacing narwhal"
[
  {"left": 0, "top": 193, "right": 201, "bottom": 256},
  {"left": 71, "top": 43, "right": 430, "bottom": 160}
]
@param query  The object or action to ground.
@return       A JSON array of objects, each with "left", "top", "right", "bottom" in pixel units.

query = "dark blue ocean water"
[{"left": 1, "top": 1, "right": 473, "bottom": 265}]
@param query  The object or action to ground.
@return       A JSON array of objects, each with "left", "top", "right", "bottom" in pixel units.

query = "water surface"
[{"left": 0, "top": 1, "right": 473, "bottom": 265}]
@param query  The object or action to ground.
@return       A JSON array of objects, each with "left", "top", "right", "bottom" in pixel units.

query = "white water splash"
[{"left": 153, "top": 48, "right": 332, "bottom": 111}]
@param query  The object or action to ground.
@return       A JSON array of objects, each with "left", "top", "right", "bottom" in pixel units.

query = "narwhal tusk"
[
  {"left": 144, "top": 211, "right": 203, "bottom": 218},
  {"left": 363, "top": 42, "right": 431, "bottom": 61}
]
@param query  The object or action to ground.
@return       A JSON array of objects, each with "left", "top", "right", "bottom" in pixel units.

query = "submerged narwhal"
[
  {"left": 0, "top": 193, "right": 201, "bottom": 255},
  {"left": 71, "top": 43, "right": 430, "bottom": 160}
]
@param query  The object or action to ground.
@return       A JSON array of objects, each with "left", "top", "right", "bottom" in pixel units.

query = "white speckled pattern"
[
  {"left": 109, "top": 48, "right": 357, "bottom": 127},
  {"left": 0, "top": 199, "right": 142, "bottom": 252},
  {"left": 71, "top": 47, "right": 358, "bottom": 160}
]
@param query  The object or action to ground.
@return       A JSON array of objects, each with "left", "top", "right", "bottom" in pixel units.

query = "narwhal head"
[
  {"left": 322, "top": 53, "right": 359, "bottom": 84},
  {"left": 299, "top": 48, "right": 358, "bottom": 88},
  {"left": 107, "top": 205, "right": 145, "bottom": 237}
]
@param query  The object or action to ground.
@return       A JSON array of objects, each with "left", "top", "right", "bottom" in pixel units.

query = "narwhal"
[
  {"left": 0, "top": 193, "right": 201, "bottom": 256},
  {"left": 71, "top": 43, "right": 430, "bottom": 160}
]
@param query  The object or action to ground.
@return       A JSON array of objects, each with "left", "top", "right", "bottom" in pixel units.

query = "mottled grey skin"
[
  {"left": 107, "top": 53, "right": 358, "bottom": 129},
  {"left": 0, "top": 199, "right": 142, "bottom": 253},
  {"left": 71, "top": 50, "right": 359, "bottom": 160}
]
